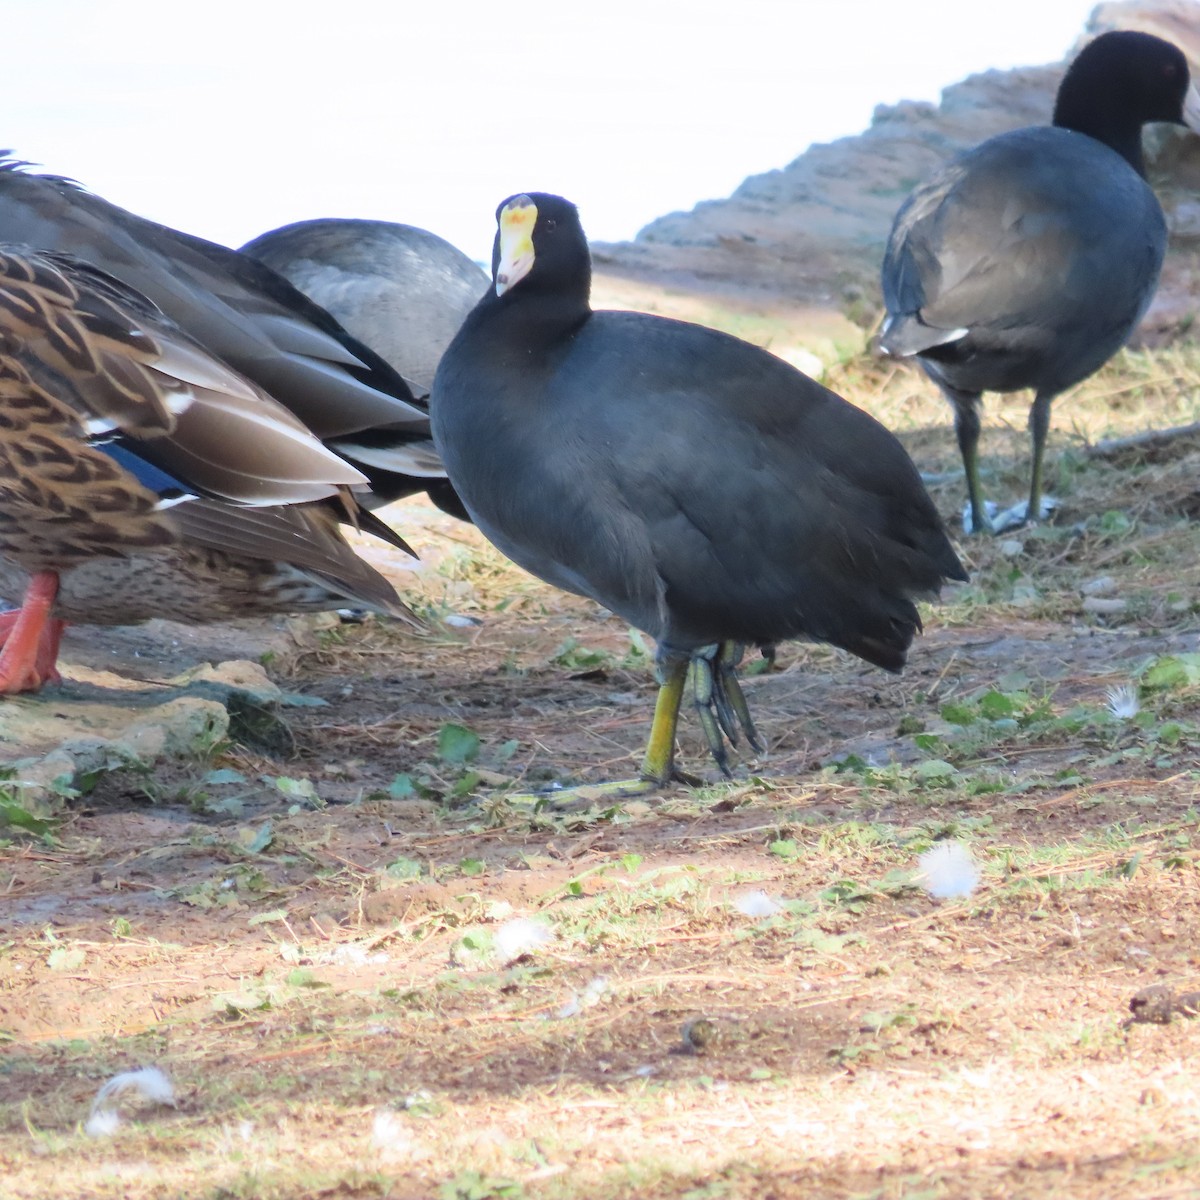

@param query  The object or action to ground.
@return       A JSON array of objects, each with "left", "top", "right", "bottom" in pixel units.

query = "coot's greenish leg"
[
  {"left": 713, "top": 643, "right": 764, "bottom": 754},
  {"left": 948, "top": 389, "right": 991, "bottom": 535},
  {"left": 689, "top": 649, "right": 733, "bottom": 777},
  {"left": 642, "top": 651, "right": 690, "bottom": 786},
  {"left": 1027, "top": 391, "right": 1055, "bottom": 528}
]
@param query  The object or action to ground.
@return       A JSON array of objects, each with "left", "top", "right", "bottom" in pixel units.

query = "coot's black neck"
[
  {"left": 1053, "top": 94, "right": 1150, "bottom": 176},
  {"left": 468, "top": 286, "right": 592, "bottom": 356},
  {"left": 1050, "top": 31, "right": 1192, "bottom": 179}
]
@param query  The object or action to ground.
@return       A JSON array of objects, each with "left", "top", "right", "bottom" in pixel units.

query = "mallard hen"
[
  {"left": 0, "top": 245, "right": 417, "bottom": 694},
  {"left": 0, "top": 155, "right": 463, "bottom": 516}
]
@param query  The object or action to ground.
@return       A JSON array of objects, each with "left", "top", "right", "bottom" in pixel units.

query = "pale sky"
[{"left": 6, "top": 0, "right": 1099, "bottom": 263}]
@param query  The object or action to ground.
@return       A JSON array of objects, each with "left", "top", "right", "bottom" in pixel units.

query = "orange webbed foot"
[{"left": 0, "top": 573, "right": 65, "bottom": 694}]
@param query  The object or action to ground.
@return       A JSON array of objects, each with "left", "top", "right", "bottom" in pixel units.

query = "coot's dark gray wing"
[{"left": 881, "top": 127, "right": 1166, "bottom": 373}]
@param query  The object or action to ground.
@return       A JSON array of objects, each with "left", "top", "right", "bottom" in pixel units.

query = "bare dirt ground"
[{"left": 2, "top": 329, "right": 1200, "bottom": 1199}]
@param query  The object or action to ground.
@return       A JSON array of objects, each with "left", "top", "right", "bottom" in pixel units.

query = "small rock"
[
  {"left": 1127, "top": 984, "right": 1175, "bottom": 1025},
  {"left": 1082, "top": 597, "right": 1128, "bottom": 615},
  {"left": 2, "top": 697, "right": 229, "bottom": 816},
  {"left": 170, "top": 659, "right": 283, "bottom": 705}
]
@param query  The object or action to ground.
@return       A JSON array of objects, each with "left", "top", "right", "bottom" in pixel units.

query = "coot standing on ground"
[
  {"left": 433, "top": 192, "right": 966, "bottom": 792},
  {"left": 879, "top": 30, "right": 1200, "bottom": 534}
]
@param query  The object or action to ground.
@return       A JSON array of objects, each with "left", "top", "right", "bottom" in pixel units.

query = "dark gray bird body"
[
  {"left": 241, "top": 218, "right": 488, "bottom": 399},
  {"left": 882, "top": 126, "right": 1166, "bottom": 395},
  {"left": 433, "top": 192, "right": 965, "bottom": 786},
  {"left": 879, "top": 31, "right": 1199, "bottom": 533},
  {"left": 440, "top": 305, "right": 959, "bottom": 670}
]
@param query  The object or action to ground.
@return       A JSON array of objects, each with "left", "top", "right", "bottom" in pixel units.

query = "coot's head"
[
  {"left": 1054, "top": 30, "right": 1200, "bottom": 158},
  {"left": 491, "top": 193, "right": 590, "bottom": 299}
]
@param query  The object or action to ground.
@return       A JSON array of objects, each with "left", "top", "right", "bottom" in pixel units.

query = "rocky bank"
[{"left": 592, "top": 0, "right": 1200, "bottom": 345}]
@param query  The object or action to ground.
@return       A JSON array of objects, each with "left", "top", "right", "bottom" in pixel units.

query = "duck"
[
  {"left": 879, "top": 30, "right": 1200, "bottom": 534},
  {"left": 0, "top": 155, "right": 461, "bottom": 515},
  {"left": 0, "top": 245, "right": 418, "bottom": 695},
  {"left": 431, "top": 192, "right": 966, "bottom": 792}
]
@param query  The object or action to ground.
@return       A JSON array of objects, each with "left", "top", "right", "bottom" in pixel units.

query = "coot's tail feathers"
[
  {"left": 906, "top": 526, "right": 970, "bottom": 589},
  {"left": 876, "top": 313, "right": 968, "bottom": 359},
  {"left": 822, "top": 516, "right": 965, "bottom": 673},
  {"left": 842, "top": 626, "right": 917, "bottom": 674}
]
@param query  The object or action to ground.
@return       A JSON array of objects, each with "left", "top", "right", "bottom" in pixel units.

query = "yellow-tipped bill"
[{"left": 496, "top": 195, "right": 537, "bottom": 296}]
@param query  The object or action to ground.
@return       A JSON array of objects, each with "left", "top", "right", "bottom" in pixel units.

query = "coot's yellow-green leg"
[
  {"left": 640, "top": 650, "right": 688, "bottom": 785},
  {"left": 713, "top": 642, "right": 765, "bottom": 754},
  {"left": 686, "top": 642, "right": 768, "bottom": 776},
  {"left": 507, "top": 644, "right": 764, "bottom": 803},
  {"left": 707, "top": 642, "right": 742, "bottom": 745},
  {"left": 503, "top": 650, "right": 688, "bottom": 805},
  {"left": 1027, "top": 391, "right": 1053, "bottom": 526},
  {"left": 689, "top": 650, "right": 732, "bottom": 776},
  {"left": 949, "top": 388, "right": 991, "bottom": 535}
]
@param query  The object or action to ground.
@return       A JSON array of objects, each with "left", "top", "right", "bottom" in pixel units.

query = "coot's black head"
[
  {"left": 1053, "top": 30, "right": 1200, "bottom": 170},
  {"left": 490, "top": 193, "right": 591, "bottom": 304}
]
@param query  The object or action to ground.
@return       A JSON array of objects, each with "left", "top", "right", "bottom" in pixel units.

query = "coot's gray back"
[
  {"left": 242, "top": 218, "right": 488, "bottom": 396},
  {"left": 877, "top": 30, "right": 1198, "bottom": 534}
]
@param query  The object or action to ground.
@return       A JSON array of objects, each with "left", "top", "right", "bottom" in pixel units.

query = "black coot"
[
  {"left": 433, "top": 193, "right": 966, "bottom": 791},
  {"left": 880, "top": 31, "right": 1200, "bottom": 533}
]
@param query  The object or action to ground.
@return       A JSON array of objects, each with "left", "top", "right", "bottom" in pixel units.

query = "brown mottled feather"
[
  {"left": 0, "top": 248, "right": 179, "bottom": 436},
  {"left": 0, "top": 355, "right": 176, "bottom": 569},
  {"left": 0, "top": 246, "right": 420, "bottom": 628}
]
